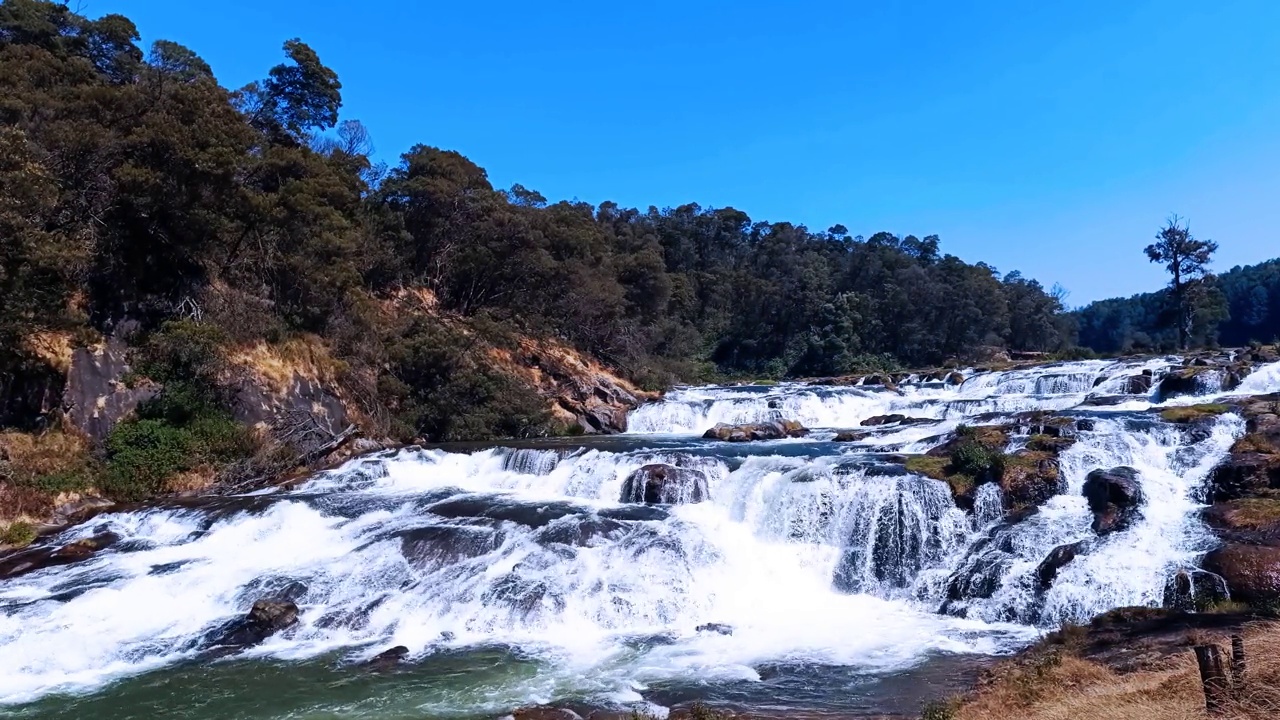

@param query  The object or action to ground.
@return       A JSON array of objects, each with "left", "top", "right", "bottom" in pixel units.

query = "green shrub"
[
  {"left": 921, "top": 698, "right": 959, "bottom": 720},
  {"left": 950, "top": 440, "right": 1006, "bottom": 481},
  {"left": 0, "top": 521, "right": 37, "bottom": 548}
]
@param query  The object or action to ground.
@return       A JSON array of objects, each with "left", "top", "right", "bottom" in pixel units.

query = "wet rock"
[
  {"left": 1075, "top": 418, "right": 1097, "bottom": 432},
  {"left": 1083, "top": 466, "right": 1144, "bottom": 535},
  {"left": 1162, "top": 568, "right": 1230, "bottom": 612},
  {"left": 211, "top": 599, "right": 299, "bottom": 649},
  {"left": 1082, "top": 395, "right": 1130, "bottom": 407},
  {"left": 426, "top": 496, "right": 581, "bottom": 528},
  {"left": 702, "top": 419, "right": 808, "bottom": 442},
  {"left": 1203, "top": 498, "right": 1280, "bottom": 544},
  {"left": 400, "top": 524, "right": 504, "bottom": 570},
  {"left": 0, "top": 531, "right": 121, "bottom": 580},
  {"left": 1157, "top": 366, "right": 1231, "bottom": 400},
  {"left": 364, "top": 645, "right": 410, "bottom": 671},
  {"left": 620, "top": 463, "right": 708, "bottom": 504},
  {"left": 1124, "top": 374, "right": 1154, "bottom": 395},
  {"left": 537, "top": 515, "right": 626, "bottom": 546},
  {"left": 1210, "top": 452, "right": 1280, "bottom": 502},
  {"left": 833, "top": 430, "right": 869, "bottom": 442},
  {"left": 695, "top": 622, "right": 734, "bottom": 635},
  {"left": 860, "top": 414, "right": 931, "bottom": 427},
  {"left": 483, "top": 574, "right": 565, "bottom": 619},
  {"left": 1034, "top": 540, "right": 1089, "bottom": 591},
  {"left": 945, "top": 372, "right": 966, "bottom": 386},
  {"left": 1202, "top": 544, "right": 1280, "bottom": 606}
]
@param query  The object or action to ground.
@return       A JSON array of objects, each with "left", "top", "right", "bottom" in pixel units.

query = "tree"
[
  {"left": 239, "top": 39, "right": 342, "bottom": 143},
  {"left": 1145, "top": 215, "right": 1219, "bottom": 349}
]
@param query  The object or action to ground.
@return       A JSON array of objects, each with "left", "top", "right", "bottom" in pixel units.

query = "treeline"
[
  {"left": 0, "top": 0, "right": 1077, "bottom": 453},
  {"left": 1076, "top": 259, "right": 1280, "bottom": 353}
]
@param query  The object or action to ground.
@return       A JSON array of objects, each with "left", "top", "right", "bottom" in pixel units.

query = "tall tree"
[{"left": 1145, "top": 215, "right": 1219, "bottom": 349}]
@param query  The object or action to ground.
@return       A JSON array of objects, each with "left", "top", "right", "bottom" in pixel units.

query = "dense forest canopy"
[{"left": 1, "top": 0, "right": 1276, "bottom": 448}]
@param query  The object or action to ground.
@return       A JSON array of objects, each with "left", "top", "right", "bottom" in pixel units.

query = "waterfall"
[{"left": 2, "top": 357, "right": 1278, "bottom": 714}]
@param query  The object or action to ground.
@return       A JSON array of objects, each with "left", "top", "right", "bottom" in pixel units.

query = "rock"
[
  {"left": 1035, "top": 540, "right": 1089, "bottom": 591},
  {"left": 702, "top": 420, "right": 808, "bottom": 442},
  {"left": 1082, "top": 467, "right": 1144, "bottom": 535},
  {"left": 400, "top": 525, "right": 504, "bottom": 570},
  {"left": 210, "top": 599, "right": 299, "bottom": 649},
  {"left": 695, "top": 622, "right": 734, "bottom": 635},
  {"left": 1202, "top": 544, "right": 1280, "bottom": 607},
  {"left": 945, "top": 372, "right": 965, "bottom": 386},
  {"left": 364, "top": 645, "right": 410, "bottom": 671},
  {"left": 0, "top": 531, "right": 120, "bottom": 580},
  {"left": 619, "top": 464, "right": 708, "bottom": 504},
  {"left": 1075, "top": 418, "right": 1097, "bottom": 432},
  {"left": 832, "top": 430, "right": 869, "bottom": 442},
  {"left": 861, "top": 414, "right": 931, "bottom": 426},
  {"left": 1157, "top": 366, "right": 1235, "bottom": 400},
  {"left": 1124, "top": 374, "right": 1154, "bottom": 395},
  {"left": 63, "top": 335, "right": 159, "bottom": 441},
  {"left": 1208, "top": 452, "right": 1280, "bottom": 501},
  {"left": 1162, "top": 568, "right": 1230, "bottom": 612},
  {"left": 1000, "top": 451, "right": 1064, "bottom": 511},
  {"left": 1203, "top": 498, "right": 1280, "bottom": 544}
]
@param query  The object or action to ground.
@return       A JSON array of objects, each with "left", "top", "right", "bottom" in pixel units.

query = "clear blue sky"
[{"left": 93, "top": 0, "right": 1280, "bottom": 305}]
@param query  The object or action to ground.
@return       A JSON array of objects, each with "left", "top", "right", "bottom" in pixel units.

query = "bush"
[
  {"left": 950, "top": 439, "right": 1006, "bottom": 481},
  {"left": 102, "top": 410, "right": 253, "bottom": 501},
  {"left": 0, "top": 521, "right": 37, "bottom": 547}
]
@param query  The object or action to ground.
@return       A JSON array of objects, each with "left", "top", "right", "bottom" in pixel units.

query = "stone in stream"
[
  {"left": 619, "top": 464, "right": 708, "bottom": 504},
  {"left": 208, "top": 599, "right": 299, "bottom": 650},
  {"left": 860, "top": 414, "right": 931, "bottom": 427},
  {"left": 364, "top": 645, "right": 410, "bottom": 671},
  {"left": 0, "top": 531, "right": 121, "bottom": 580},
  {"left": 1082, "top": 466, "right": 1144, "bottom": 535},
  {"left": 1034, "top": 540, "right": 1090, "bottom": 591},
  {"left": 1161, "top": 568, "right": 1230, "bottom": 612},
  {"left": 695, "top": 622, "right": 734, "bottom": 635},
  {"left": 702, "top": 419, "right": 808, "bottom": 442}
]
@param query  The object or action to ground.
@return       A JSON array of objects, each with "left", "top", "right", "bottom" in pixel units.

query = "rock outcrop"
[
  {"left": 63, "top": 334, "right": 158, "bottom": 441},
  {"left": 1082, "top": 467, "right": 1144, "bottom": 535},
  {"left": 1162, "top": 568, "right": 1230, "bottom": 612},
  {"left": 702, "top": 420, "right": 808, "bottom": 442},
  {"left": 619, "top": 464, "right": 708, "bottom": 504}
]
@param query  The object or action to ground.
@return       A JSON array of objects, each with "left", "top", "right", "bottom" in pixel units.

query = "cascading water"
[{"left": 2, "top": 357, "right": 1278, "bottom": 718}]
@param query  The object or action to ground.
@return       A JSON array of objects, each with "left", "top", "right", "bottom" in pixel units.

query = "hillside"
[{"left": 1076, "top": 258, "right": 1280, "bottom": 354}]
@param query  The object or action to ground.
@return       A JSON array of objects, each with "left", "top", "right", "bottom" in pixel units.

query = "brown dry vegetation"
[{"left": 951, "top": 621, "right": 1280, "bottom": 720}]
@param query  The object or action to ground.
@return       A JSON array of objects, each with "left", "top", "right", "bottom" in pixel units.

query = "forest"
[{"left": 0, "top": 0, "right": 1276, "bottom": 469}]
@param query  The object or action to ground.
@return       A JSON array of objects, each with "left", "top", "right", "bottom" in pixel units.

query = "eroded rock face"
[
  {"left": 1202, "top": 544, "right": 1280, "bottom": 607},
  {"left": 63, "top": 336, "right": 158, "bottom": 440},
  {"left": 620, "top": 464, "right": 708, "bottom": 504},
  {"left": 1083, "top": 467, "right": 1144, "bottom": 535},
  {"left": 702, "top": 420, "right": 808, "bottom": 442}
]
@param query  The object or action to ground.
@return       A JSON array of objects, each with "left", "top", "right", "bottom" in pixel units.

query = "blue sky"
[{"left": 94, "top": 0, "right": 1280, "bottom": 305}]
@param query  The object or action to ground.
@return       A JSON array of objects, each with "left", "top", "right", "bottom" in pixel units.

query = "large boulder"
[
  {"left": 702, "top": 420, "right": 808, "bottom": 442},
  {"left": 210, "top": 599, "right": 299, "bottom": 649},
  {"left": 620, "top": 464, "right": 708, "bottom": 504},
  {"left": 1124, "top": 374, "right": 1154, "bottom": 395},
  {"left": 1162, "top": 568, "right": 1230, "bottom": 612},
  {"left": 1000, "top": 451, "right": 1064, "bottom": 511},
  {"left": 1082, "top": 467, "right": 1144, "bottom": 535},
  {"left": 1202, "top": 544, "right": 1280, "bottom": 607}
]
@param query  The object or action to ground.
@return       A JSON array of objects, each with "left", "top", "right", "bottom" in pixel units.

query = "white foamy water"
[{"left": 1, "top": 356, "right": 1276, "bottom": 712}]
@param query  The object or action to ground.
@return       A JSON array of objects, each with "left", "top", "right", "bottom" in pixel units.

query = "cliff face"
[{"left": 489, "top": 337, "right": 658, "bottom": 435}]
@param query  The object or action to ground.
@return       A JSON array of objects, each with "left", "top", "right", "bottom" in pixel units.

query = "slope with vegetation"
[{"left": 0, "top": 0, "right": 1080, "bottom": 526}]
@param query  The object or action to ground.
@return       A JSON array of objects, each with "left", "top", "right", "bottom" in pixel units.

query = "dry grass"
[
  {"left": 0, "top": 430, "right": 89, "bottom": 478},
  {"left": 20, "top": 330, "right": 76, "bottom": 373},
  {"left": 953, "top": 621, "right": 1280, "bottom": 720},
  {"left": 1161, "top": 404, "right": 1232, "bottom": 424},
  {"left": 227, "top": 335, "right": 349, "bottom": 392}
]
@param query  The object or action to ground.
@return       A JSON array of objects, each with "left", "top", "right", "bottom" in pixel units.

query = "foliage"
[
  {"left": 102, "top": 411, "right": 252, "bottom": 500},
  {"left": 0, "top": 520, "right": 36, "bottom": 547}
]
